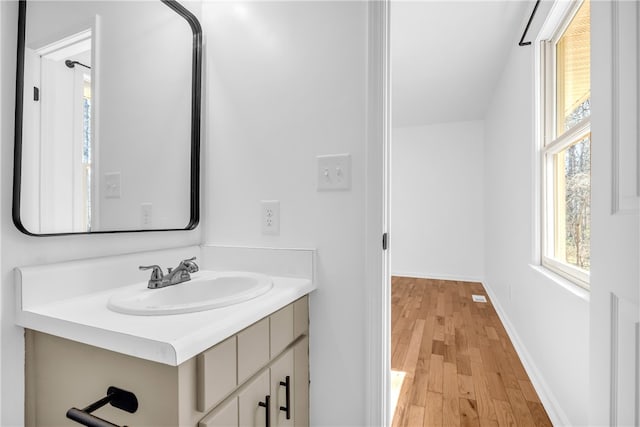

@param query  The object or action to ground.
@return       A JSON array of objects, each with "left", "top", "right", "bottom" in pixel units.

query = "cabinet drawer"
[
  {"left": 270, "top": 304, "right": 294, "bottom": 358},
  {"left": 237, "top": 318, "right": 270, "bottom": 384},
  {"left": 197, "top": 336, "right": 237, "bottom": 412}
]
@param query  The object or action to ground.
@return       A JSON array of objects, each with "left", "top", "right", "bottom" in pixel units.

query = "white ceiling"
[{"left": 392, "top": 1, "right": 532, "bottom": 127}]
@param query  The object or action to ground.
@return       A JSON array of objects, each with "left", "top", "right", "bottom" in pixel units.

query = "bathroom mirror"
[{"left": 13, "top": 0, "right": 201, "bottom": 235}]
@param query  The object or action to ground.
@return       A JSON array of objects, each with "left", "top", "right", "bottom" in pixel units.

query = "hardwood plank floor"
[{"left": 391, "top": 277, "right": 553, "bottom": 427}]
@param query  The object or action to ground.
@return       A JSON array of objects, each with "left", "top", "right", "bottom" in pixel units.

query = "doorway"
[
  {"left": 22, "top": 28, "right": 94, "bottom": 233},
  {"left": 377, "top": 1, "right": 640, "bottom": 426},
  {"left": 386, "top": 1, "right": 556, "bottom": 426}
]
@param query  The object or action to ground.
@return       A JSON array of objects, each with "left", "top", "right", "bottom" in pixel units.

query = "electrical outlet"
[
  {"left": 105, "top": 172, "right": 121, "bottom": 199},
  {"left": 261, "top": 200, "right": 280, "bottom": 235},
  {"left": 141, "top": 203, "right": 152, "bottom": 228}
]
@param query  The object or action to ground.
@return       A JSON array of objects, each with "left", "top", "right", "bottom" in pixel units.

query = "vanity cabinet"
[
  {"left": 200, "top": 336, "right": 309, "bottom": 427},
  {"left": 25, "top": 296, "right": 309, "bottom": 427}
]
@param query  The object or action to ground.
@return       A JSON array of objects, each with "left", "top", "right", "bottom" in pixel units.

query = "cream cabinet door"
[
  {"left": 238, "top": 369, "right": 270, "bottom": 427},
  {"left": 199, "top": 397, "right": 238, "bottom": 427},
  {"left": 293, "top": 337, "right": 309, "bottom": 427},
  {"left": 270, "top": 348, "right": 294, "bottom": 427}
]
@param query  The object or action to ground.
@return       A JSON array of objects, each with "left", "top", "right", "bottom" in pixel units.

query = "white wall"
[
  {"left": 483, "top": 24, "right": 590, "bottom": 427},
  {"left": 95, "top": 1, "right": 193, "bottom": 230},
  {"left": 202, "top": 2, "right": 368, "bottom": 425},
  {"left": 0, "top": 2, "right": 202, "bottom": 425},
  {"left": 0, "top": 1, "right": 4, "bottom": 423},
  {"left": 391, "top": 121, "right": 484, "bottom": 281}
]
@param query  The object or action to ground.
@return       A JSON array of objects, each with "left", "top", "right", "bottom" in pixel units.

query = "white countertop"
[{"left": 17, "top": 275, "right": 315, "bottom": 366}]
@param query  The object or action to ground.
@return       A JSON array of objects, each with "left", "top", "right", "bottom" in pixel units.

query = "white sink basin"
[{"left": 107, "top": 271, "right": 273, "bottom": 316}]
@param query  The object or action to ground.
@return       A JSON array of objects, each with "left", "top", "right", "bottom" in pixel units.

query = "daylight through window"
[{"left": 541, "top": 0, "right": 591, "bottom": 287}]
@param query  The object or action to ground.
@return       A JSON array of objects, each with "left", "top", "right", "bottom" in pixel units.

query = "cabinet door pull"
[
  {"left": 258, "top": 395, "right": 271, "bottom": 427},
  {"left": 279, "top": 376, "right": 291, "bottom": 419}
]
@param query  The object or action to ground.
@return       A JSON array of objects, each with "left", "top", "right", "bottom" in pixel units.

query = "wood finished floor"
[{"left": 391, "top": 277, "right": 553, "bottom": 427}]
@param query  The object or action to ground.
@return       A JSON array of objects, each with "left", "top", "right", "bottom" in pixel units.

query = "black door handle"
[
  {"left": 279, "top": 376, "right": 291, "bottom": 420},
  {"left": 258, "top": 395, "right": 270, "bottom": 427}
]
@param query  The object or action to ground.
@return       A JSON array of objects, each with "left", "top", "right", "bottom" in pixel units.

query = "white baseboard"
[
  {"left": 391, "top": 271, "right": 484, "bottom": 284},
  {"left": 482, "top": 281, "right": 571, "bottom": 427}
]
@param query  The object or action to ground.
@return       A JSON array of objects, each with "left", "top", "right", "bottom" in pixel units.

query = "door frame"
[{"left": 365, "top": 1, "right": 391, "bottom": 426}]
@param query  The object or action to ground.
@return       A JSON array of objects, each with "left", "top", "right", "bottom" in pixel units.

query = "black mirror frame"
[{"left": 12, "top": 0, "right": 202, "bottom": 236}]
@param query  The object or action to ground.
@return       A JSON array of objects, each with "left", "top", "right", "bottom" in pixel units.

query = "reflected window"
[{"left": 83, "top": 74, "right": 92, "bottom": 231}]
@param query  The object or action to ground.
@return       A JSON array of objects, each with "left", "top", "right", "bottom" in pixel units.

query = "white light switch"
[
  {"left": 317, "top": 153, "right": 351, "bottom": 191},
  {"left": 105, "top": 172, "right": 121, "bottom": 199}
]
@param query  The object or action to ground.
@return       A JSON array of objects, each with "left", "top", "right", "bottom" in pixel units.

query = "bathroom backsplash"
[
  {"left": 201, "top": 245, "right": 315, "bottom": 282},
  {"left": 17, "top": 245, "right": 201, "bottom": 310}
]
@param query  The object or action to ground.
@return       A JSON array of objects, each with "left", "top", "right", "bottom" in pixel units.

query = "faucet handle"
[
  {"left": 181, "top": 256, "right": 199, "bottom": 273},
  {"left": 139, "top": 265, "right": 164, "bottom": 280}
]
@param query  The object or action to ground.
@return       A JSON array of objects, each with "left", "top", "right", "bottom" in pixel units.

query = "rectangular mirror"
[{"left": 13, "top": 0, "right": 201, "bottom": 235}]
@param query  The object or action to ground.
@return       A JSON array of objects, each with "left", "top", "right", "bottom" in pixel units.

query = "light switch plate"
[
  {"left": 105, "top": 172, "right": 121, "bottom": 199},
  {"left": 317, "top": 153, "right": 351, "bottom": 191}
]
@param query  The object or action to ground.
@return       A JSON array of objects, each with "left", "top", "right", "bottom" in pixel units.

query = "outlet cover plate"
[
  {"left": 317, "top": 154, "right": 351, "bottom": 191},
  {"left": 141, "top": 203, "right": 152, "bottom": 228},
  {"left": 261, "top": 200, "right": 280, "bottom": 235},
  {"left": 105, "top": 172, "right": 121, "bottom": 199}
]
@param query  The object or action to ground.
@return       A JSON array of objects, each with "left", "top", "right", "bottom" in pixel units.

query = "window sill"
[{"left": 529, "top": 264, "right": 590, "bottom": 302}]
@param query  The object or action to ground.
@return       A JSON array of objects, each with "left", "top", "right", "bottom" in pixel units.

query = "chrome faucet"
[{"left": 139, "top": 257, "right": 199, "bottom": 289}]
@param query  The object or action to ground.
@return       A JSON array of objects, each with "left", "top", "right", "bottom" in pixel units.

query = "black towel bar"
[
  {"left": 66, "top": 386, "right": 138, "bottom": 427},
  {"left": 519, "top": 0, "right": 541, "bottom": 46}
]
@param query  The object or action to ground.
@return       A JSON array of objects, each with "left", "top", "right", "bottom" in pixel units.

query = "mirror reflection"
[{"left": 15, "top": 1, "right": 201, "bottom": 235}]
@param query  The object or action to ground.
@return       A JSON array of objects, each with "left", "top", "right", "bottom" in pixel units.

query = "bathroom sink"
[{"left": 107, "top": 271, "right": 273, "bottom": 315}]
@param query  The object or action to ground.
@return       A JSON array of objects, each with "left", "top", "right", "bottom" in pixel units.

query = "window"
[
  {"left": 82, "top": 75, "right": 92, "bottom": 231},
  {"left": 541, "top": 0, "right": 591, "bottom": 288}
]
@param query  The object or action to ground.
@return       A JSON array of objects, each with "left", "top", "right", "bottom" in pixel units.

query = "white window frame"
[{"left": 540, "top": 0, "right": 590, "bottom": 290}]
